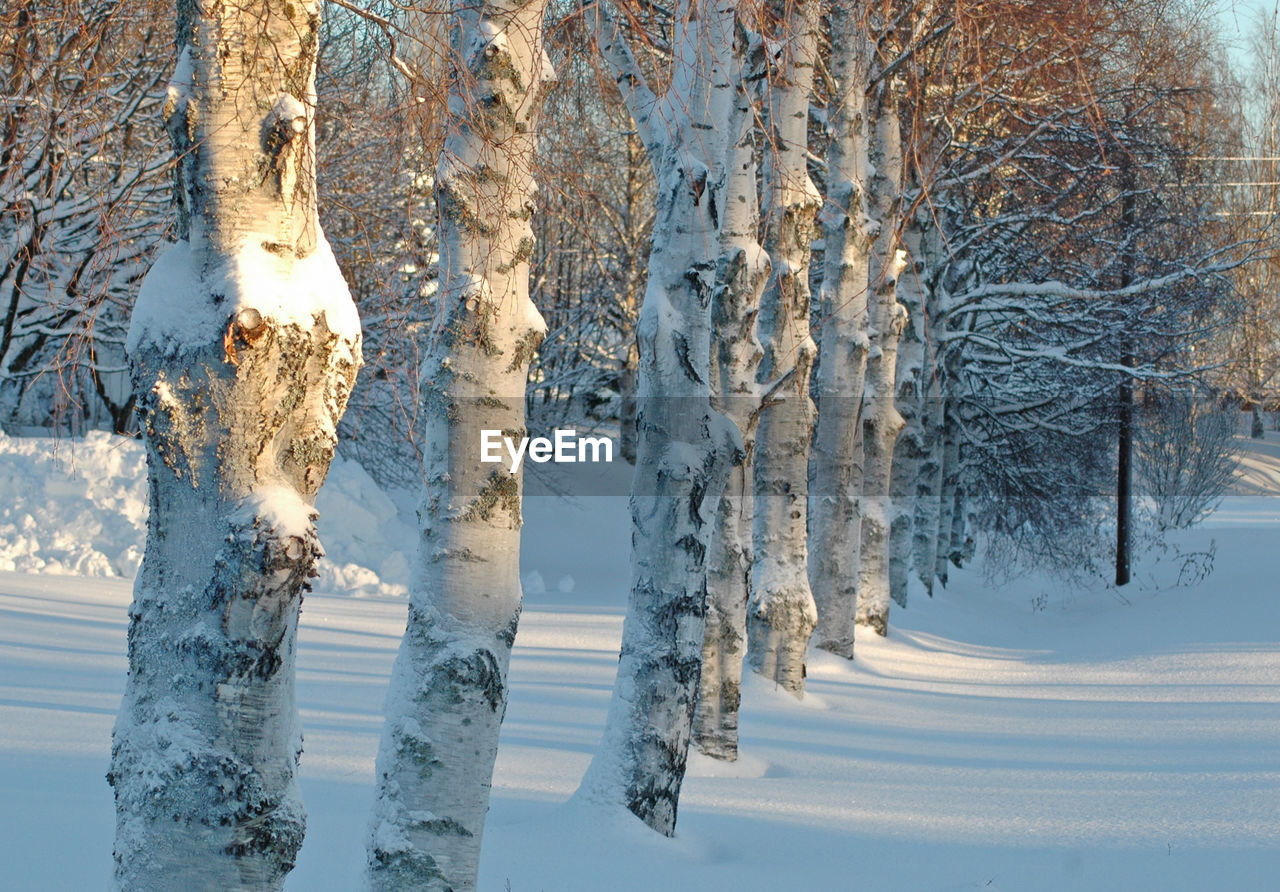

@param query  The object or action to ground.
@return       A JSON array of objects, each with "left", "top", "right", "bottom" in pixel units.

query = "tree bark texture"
[
  {"left": 854, "top": 85, "right": 908, "bottom": 638},
  {"left": 110, "top": 2, "right": 361, "bottom": 889},
  {"left": 578, "top": 0, "right": 741, "bottom": 837},
  {"left": 748, "top": 0, "right": 821, "bottom": 695},
  {"left": 367, "top": 3, "right": 552, "bottom": 890},
  {"left": 935, "top": 404, "right": 960, "bottom": 587},
  {"left": 888, "top": 210, "right": 928, "bottom": 609},
  {"left": 807, "top": 3, "right": 874, "bottom": 660},
  {"left": 695, "top": 25, "right": 767, "bottom": 761},
  {"left": 910, "top": 222, "right": 949, "bottom": 595}
]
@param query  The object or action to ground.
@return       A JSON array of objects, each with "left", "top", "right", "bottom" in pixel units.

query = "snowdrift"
[{"left": 0, "top": 429, "right": 413, "bottom": 596}]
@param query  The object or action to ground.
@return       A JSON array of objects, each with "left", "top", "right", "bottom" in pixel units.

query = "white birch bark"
[
  {"left": 935, "top": 402, "right": 960, "bottom": 588},
  {"left": 854, "top": 85, "right": 908, "bottom": 637},
  {"left": 808, "top": 6, "right": 874, "bottom": 659},
  {"left": 912, "top": 373, "right": 944, "bottom": 594},
  {"left": 577, "top": 0, "right": 741, "bottom": 835},
  {"left": 911, "top": 223, "right": 949, "bottom": 595},
  {"left": 695, "top": 28, "right": 767, "bottom": 761},
  {"left": 951, "top": 477, "right": 974, "bottom": 564},
  {"left": 748, "top": 0, "right": 821, "bottom": 695},
  {"left": 888, "top": 209, "right": 927, "bottom": 609},
  {"left": 109, "top": 3, "right": 361, "bottom": 889},
  {"left": 366, "top": 3, "right": 552, "bottom": 890}
]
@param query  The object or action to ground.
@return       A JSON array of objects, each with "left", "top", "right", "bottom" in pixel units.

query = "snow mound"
[
  {"left": 0, "top": 430, "right": 412, "bottom": 596},
  {"left": 314, "top": 454, "right": 414, "bottom": 597},
  {"left": 0, "top": 430, "right": 147, "bottom": 577}
]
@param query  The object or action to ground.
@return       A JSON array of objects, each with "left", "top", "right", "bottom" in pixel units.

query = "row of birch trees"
[{"left": 75, "top": 0, "right": 1251, "bottom": 890}]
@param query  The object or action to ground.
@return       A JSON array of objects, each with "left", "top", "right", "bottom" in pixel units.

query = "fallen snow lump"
[{"left": 0, "top": 429, "right": 412, "bottom": 596}]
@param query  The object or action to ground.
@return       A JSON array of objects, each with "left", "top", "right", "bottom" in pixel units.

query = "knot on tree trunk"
[{"left": 220, "top": 507, "right": 321, "bottom": 649}]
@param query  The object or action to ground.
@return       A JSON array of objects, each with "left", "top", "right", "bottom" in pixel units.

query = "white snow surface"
[
  {"left": 1, "top": 431, "right": 1279, "bottom": 889},
  {"left": 126, "top": 233, "right": 361, "bottom": 354},
  {"left": 0, "top": 429, "right": 413, "bottom": 596}
]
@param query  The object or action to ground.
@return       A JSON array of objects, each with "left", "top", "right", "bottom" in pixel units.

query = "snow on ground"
[
  {"left": 1231, "top": 429, "right": 1280, "bottom": 495},
  {"left": 1, "top": 431, "right": 1278, "bottom": 890},
  {"left": 0, "top": 429, "right": 414, "bottom": 596}
]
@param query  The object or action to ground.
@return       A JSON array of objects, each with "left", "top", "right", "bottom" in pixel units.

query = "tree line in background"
[
  {"left": 4, "top": 0, "right": 1266, "bottom": 553},
  {"left": 3, "top": 1, "right": 1274, "bottom": 890}
]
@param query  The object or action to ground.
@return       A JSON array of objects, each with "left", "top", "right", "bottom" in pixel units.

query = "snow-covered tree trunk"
[
  {"left": 695, "top": 27, "right": 767, "bottom": 761},
  {"left": 854, "top": 86, "right": 907, "bottom": 637},
  {"left": 950, "top": 477, "right": 973, "bottom": 566},
  {"left": 911, "top": 222, "right": 949, "bottom": 595},
  {"left": 808, "top": 5, "right": 874, "bottom": 660},
  {"left": 620, "top": 349, "right": 639, "bottom": 462},
  {"left": 109, "top": 2, "right": 361, "bottom": 889},
  {"left": 366, "top": 3, "right": 552, "bottom": 889},
  {"left": 748, "top": 0, "right": 820, "bottom": 696},
  {"left": 888, "top": 210, "right": 927, "bottom": 609},
  {"left": 911, "top": 373, "right": 944, "bottom": 594},
  {"left": 577, "top": 0, "right": 741, "bottom": 835},
  {"left": 935, "top": 402, "right": 961, "bottom": 587}
]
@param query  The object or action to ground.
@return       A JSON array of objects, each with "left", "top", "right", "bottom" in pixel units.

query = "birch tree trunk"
[
  {"left": 935, "top": 401, "right": 960, "bottom": 587},
  {"left": 109, "top": 2, "right": 361, "bottom": 889},
  {"left": 578, "top": 0, "right": 740, "bottom": 836},
  {"left": 695, "top": 27, "right": 767, "bottom": 761},
  {"left": 912, "top": 373, "right": 944, "bottom": 594},
  {"left": 888, "top": 210, "right": 927, "bottom": 609},
  {"left": 854, "top": 85, "right": 908, "bottom": 637},
  {"left": 951, "top": 478, "right": 973, "bottom": 565},
  {"left": 366, "top": 3, "right": 552, "bottom": 890},
  {"left": 619, "top": 348, "right": 639, "bottom": 462},
  {"left": 911, "top": 223, "right": 949, "bottom": 595},
  {"left": 748, "top": 0, "right": 820, "bottom": 695},
  {"left": 807, "top": 4, "right": 874, "bottom": 660}
]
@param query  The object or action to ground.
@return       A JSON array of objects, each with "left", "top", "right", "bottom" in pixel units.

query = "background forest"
[{"left": 4, "top": 0, "right": 1277, "bottom": 576}]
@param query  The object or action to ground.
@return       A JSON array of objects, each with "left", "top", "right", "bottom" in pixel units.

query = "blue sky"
[{"left": 1218, "top": 0, "right": 1277, "bottom": 66}]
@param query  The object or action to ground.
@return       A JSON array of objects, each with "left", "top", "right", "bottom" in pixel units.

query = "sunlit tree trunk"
[
  {"left": 109, "top": 2, "right": 361, "bottom": 888},
  {"left": 748, "top": 0, "right": 821, "bottom": 695},
  {"left": 911, "top": 222, "right": 949, "bottom": 595},
  {"left": 366, "top": 3, "right": 552, "bottom": 890},
  {"left": 888, "top": 208, "right": 927, "bottom": 609},
  {"left": 808, "top": 3, "right": 874, "bottom": 660},
  {"left": 854, "top": 84, "right": 908, "bottom": 637},
  {"left": 696, "top": 25, "right": 767, "bottom": 761},
  {"left": 577, "top": 0, "right": 740, "bottom": 836}
]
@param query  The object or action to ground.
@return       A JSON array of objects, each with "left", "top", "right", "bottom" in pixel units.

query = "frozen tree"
[
  {"left": 0, "top": 0, "right": 171, "bottom": 434},
  {"left": 848, "top": 0, "right": 1244, "bottom": 590},
  {"left": 576, "top": 0, "right": 741, "bottom": 836},
  {"left": 317, "top": 1, "right": 444, "bottom": 491},
  {"left": 1219, "top": 8, "right": 1280, "bottom": 438},
  {"left": 852, "top": 79, "right": 907, "bottom": 637},
  {"left": 528, "top": 22, "right": 654, "bottom": 435},
  {"left": 366, "top": 2, "right": 553, "bottom": 889},
  {"left": 888, "top": 205, "right": 928, "bottom": 610},
  {"left": 945, "top": 7, "right": 1240, "bottom": 579},
  {"left": 808, "top": 3, "right": 874, "bottom": 659},
  {"left": 1136, "top": 389, "right": 1238, "bottom": 530},
  {"left": 108, "top": 1, "right": 361, "bottom": 888},
  {"left": 909, "top": 214, "right": 956, "bottom": 595},
  {"left": 885, "top": 2, "right": 953, "bottom": 609},
  {"left": 748, "top": 0, "right": 821, "bottom": 693},
  {"left": 695, "top": 16, "right": 768, "bottom": 761}
]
